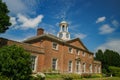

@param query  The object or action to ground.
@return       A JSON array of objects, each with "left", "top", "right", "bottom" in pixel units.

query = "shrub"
[
  {"left": 62, "top": 74, "right": 73, "bottom": 80},
  {"left": 81, "top": 73, "right": 91, "bottom": 78},
  {"left": 0, "top": 45, "right": 32, "bottom": 80},
  {"left": 115, "top": 72, "right": 120, "bottom": 77},
  {"left": 46, "top": 74, "right": 61, "bottom": 78},
  {"left": 31, "top": 72, "right": 46, "bottom": 80},
  {"left": 0, "top": 74, "right": 10, "bottom": 80},
  {"left": 91, "top": 74, "right": 103, "bottom": 78},
  {"left": 62, "top": 73, "right": 81, "bottom": 80},
  {"left": 69, "top": 73, "right": 81, "bottom": 79},
  {"left": 109, "top": 66, "right": 120, "bottom": 77}
]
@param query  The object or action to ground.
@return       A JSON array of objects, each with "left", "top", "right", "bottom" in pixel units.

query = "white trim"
[
  {"left": 52, "top": 58, "right": 58, "bottom": 70},
  {"left": 31, "top": 55, "right": 38, "bottom": 72},
  {"left": 98, "top": 66, "right": 101, "bottom": 73},
  {"left": 89, "top": 64, "right": 92, "bottom": 73},
  {"left": 76, "top": 49, "right": 80, "bottom": 55},
  {"left": 68, "top": 47, "right": 73, "bottom": 53},
  {"left": 68, "top": 60, "right": 73, "bottom": 72},
  {"left": 76, "top": 61, "right": 81, "bottom": 74},
  {"left": 83, "top": 63, "right": 86, "bottom": 73},
  {"left": 82, "top": 51, "right": 85, "bottom": 57},
  {"left": 52, "top": 42, "right": 58, "bottom": 50}
]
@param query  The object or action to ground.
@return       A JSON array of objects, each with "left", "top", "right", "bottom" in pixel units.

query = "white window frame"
[
  {"left": 82, "top": 51, "right": 85, "bottom": 56},
  {"left": 68, "top": 61, "right": 73, "bottom": 72},
  {"left": 52, "top": 58, "right": 58, "bottom": 71},
  {"left": 89, "top": 64, "right": 92, "bottom": 73},
  {"left": 52, "top": 42, "right": 58, "bottom": 50},
  {"left": 98, "top": 66, "right": 101, "bottom": 73},
  {"left": 76, "top": 61, "right": 80, "bottom": 73},
  {"left": 95, "top": 65, "right": 97, "bottom": 73},
  {"left": 83, "top": 63, "right": 86, "bottom": 73},
  {"left": 31, "top": 55, "right": 38, "bottom": 72},
  {"left": 69, "top": 47, "right": 73, "bottom": 53},
  {"left": 76, "top": 49, "right": 80, "bottom": 55}
]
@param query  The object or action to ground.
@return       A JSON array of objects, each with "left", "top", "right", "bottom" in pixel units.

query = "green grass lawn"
[
  {"left": 46, "top": 77, "right": 120, "bottom": 80},
  {"left": 82, "top": 77, "right": 120, "bottom": 80}
]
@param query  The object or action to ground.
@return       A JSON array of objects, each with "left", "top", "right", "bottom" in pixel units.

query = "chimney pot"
[{"left": 37, "top": 28, "right": 44, "bottom": 36}]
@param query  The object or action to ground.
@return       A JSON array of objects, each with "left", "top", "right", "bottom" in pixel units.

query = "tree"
[
  {"left": 95, "top": 49, "right": 120, "bottom": 74},
  {"left": 0, "top": 45, "right": 32, "bottom": 80},
  {"left": 109, "top": 66, "right": 120, "bottom": 77},
  {"left": 95, "top": 49, "right": 107, "bottom": 73},
  {"left": 95, "top": 49, "right": 104, "bottom": 62},
  {"left": 104, "top": 49, "right": 120, "bottom": 67},
  {"left": 0, "top": 0, "right": 11, "bottom": 33}
]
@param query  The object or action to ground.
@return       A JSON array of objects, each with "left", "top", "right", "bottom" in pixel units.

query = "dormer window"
[
  {"left": 69, "top": 47, "right": 73, "bottom": 53},
  {"left": 52, "top": 42, "right": 58, "bottom": 50}
]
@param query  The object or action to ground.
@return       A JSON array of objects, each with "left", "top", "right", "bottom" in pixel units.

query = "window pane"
[
  {"left": 89, "top": 64, "right": 92, "bottom": 73},
  {"left": 52, "top": 42, "right": 58, "bottom": 50},
  {"left": 31, "top": 56, "right": 36, "bottom": 71},
  {"left": 76, "top": 61, "right": 80, "bottom": 72},
  {"left": 68, "top": 61, "right": 72, "bottom": 72},
  {"left": 69, "top": 47, "right": 73, "bottom": 53},
  {"left": 76, "top": 50, "right": 80, "bottom": 55},
  {"left": 82, "top": 63, "right": 86, "bottom": 73},
  {"left": 52, "top": 59, "right": 57, "bottom": 70}
]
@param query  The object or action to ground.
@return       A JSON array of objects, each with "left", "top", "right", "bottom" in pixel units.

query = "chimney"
[{"left": 37, "top": 28, "right": 44, "bottom": 36}]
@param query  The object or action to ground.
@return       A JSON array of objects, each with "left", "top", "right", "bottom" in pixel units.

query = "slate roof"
[{"left": 0, "top": 37, "right": 44, "bottom": 54}]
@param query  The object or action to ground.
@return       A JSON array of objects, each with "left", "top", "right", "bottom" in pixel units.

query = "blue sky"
[{"left": 1, "top": 0, "right": 120, "bottom": 53}]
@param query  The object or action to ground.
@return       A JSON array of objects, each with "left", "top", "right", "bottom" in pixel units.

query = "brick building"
[{"left": 0, "top": 21, "right": 101, "bottom": 74}]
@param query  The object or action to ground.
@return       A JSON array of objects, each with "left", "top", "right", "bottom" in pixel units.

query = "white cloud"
[
  {"left": 10, "top": 17, "right": 17, "bottom": 26},
  {"left": 18, "top": 14, "right": 44, "bottom": 29},
  {"left": 112, "top": 20, "right": 119, "bottom": 27},
  {"left": 74, "top": 33, "right": 87, "bottom": 39},
  {"left": 96, "top": 16, "right": 106, "bottom": 23},
  {"left": 96, "top": 39, "right": 120, "bottom": 53},
  {"left": 99, "top": 24, "right": 115, "bottom": 34},
  {"left": 11, "top": 14, "right": 44, "bottom": 30}
]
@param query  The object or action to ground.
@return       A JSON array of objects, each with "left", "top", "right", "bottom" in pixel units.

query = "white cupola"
[{"left": 57, "top": 21, "right": 70, "bottom": 40}]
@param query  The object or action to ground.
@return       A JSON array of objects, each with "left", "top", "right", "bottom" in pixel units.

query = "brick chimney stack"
[{"left": 37, "top": 28, "right": 44, "bottom": 36}]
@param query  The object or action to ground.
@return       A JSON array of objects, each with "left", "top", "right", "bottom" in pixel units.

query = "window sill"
[{"left": 52, "top": 48, "right": 59, "bottom": 51}]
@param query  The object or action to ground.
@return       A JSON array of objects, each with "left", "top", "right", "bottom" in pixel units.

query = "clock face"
[
  {"left": 59, "top": 33, "right": 63, "bottom": 38},
  {"left": 66, "top": 33, "right": 69, "bottom": 38}
]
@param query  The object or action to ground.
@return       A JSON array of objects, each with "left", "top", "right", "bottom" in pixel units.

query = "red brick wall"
[
  {"left": 68, "top": 40, "right": 86, "bottom": 50},
  {"left": 0, "top": 38, "right": 101, "bottom": 74},
  {"left": 30, "top": 38, "right": 96, "bottom": 73}
]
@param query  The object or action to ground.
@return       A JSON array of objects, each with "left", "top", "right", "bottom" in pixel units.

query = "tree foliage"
[
  {"left": 95, "top": 49, "right": 120, "bottom": 74},
  {"left": 0, "top": 0, "right": 11, "bottom": 33},
  {"left": 0, "top": 45, "right": 32, "bottom": 80},
  {"left": 109, "top": 66, "right": 120, "bottom": 77}
]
